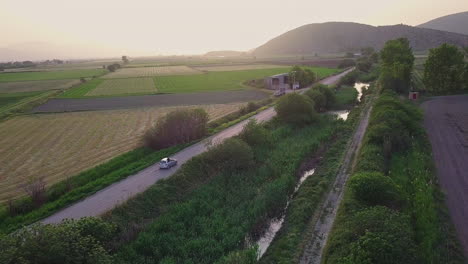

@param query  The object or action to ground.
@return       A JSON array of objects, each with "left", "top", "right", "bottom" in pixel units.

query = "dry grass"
[
  {"left": 103, "top": 66, "right": 201, "bottom": 79},
  {"left": 85, "top": 78, "right": 156, "bottom": 96},
  {"left": 0, "top": 103, "right": 244, "bottom": 202},
  {"left": 0, "top": 79, "right": 81, "bottom": 93},
  {"left": 194, "top": 64, "right": 284, "bottom": 72}
]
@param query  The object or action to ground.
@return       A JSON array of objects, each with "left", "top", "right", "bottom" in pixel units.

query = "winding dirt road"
[
  {"left": 422, "top": 95, "right": 468, "bottom": 258},
  {"left": 42, "top": 69, "right": 354, "bottom": 224}
]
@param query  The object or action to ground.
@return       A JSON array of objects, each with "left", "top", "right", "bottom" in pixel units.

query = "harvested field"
[
  {"left": 0, "top": 103, "right": 244, "bottom": 202},
  {"left": 0, "top": 69, "right": 107, "bottom": 82},
  {"left": 85, "top": 78, "right": 156, "bottom": 96},
  {"left": 194, "top": 64, "right": 284, "bottom": 72},
  {"left": 103, "top": 66, "right": 201, "bottom": 79},
  {"left": 34, "top": 90, "right": 268, "bottom": 112},
  {"left": 422, "top": 94, "right": 468, "bottom": 257},
  {"left": 0, "top": 79, "right": 81, "bottom": 93}
]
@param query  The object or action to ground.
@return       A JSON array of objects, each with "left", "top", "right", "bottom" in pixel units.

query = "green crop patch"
[
  {"left": 0, "top": 69, "right": 107, "bottom": 82},
  {"left": 0, "top": 79, "right": 81, "bottom": 93},
  {"left": 85, "top": 78, "right": 157, "bottom": 96}
]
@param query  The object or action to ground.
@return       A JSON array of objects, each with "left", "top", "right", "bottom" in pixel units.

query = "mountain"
[
  {"left": 418, "top": 11, "right": 468, "bottom": 35},
  {"left": 253, "top": 22, "right": 468, "bottom": 56}
]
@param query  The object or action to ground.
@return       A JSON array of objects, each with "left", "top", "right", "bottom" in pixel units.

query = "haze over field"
[{"left": 1, "top": 0, "right": 467, "bottom": 60}]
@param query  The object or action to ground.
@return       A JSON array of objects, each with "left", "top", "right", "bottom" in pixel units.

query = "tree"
[
  {"left": 122, "top": 55, "right": 129, "bottom": 64},
  {"left": 305, "top": 89, "right": 326, "bottom": 112},
  {"left": 349, "top": 172, "right": 401, "bottom": 207},
  {"left": 423, "top": 43, "right": 465, "bottom": 94},
  {"left": 289, "top": 66, "right": 316, "bottom": 88},
  {"left": 361, "top": 47, "right": 375, "bottom": 56},
  {"left": 239, "top": 120, "right": 271, "bottom": 146},
  {"left": 107, "top": 63, "right": 121, "bottom": 72},
  {"left": 144, "top": 108, "right": 209, "bottom": 149},
  {"left": 275, "top": 93, "right": 318, "bottom": 126},
  {"left": 380, "top": 38, "right": 415, "bottom": 93},
  {"left": 311, "top": 84, "right": 336, "bottom": 109}
]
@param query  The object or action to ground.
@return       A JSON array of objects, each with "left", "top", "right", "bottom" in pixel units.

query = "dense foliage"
[
  {"left": 275, "top": 93, "right": 318, "bottom": 126},
  {"left": 289, "top": 65, "right": 316, "bottom": 87},
  {"left": 0, "top": 218, "right": 115, "bottom": 264},
  {"left": 423, "top": 43, "right": 467, "bottom": 94},
  {"left": 379, "top": 38, "right": 415, "bottom": 93},
  {"left": 144, "top": 108, "right": 209, "bottom": 149},
  {"left": 323, "top": 91, "right": 465, "bottom": 264}
]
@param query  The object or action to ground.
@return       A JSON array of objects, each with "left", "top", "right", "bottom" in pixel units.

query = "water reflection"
[
  {"left": 256, "top": 169, "right": 316, "bottom": 258},
  {"left": 354, "top": 82, "right": 369, "bottom": 102}
]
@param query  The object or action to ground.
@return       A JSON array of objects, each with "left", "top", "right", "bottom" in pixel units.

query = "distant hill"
[
  {"left": 418, "top": 11, "right": 468, "bottom": 35},
  {"left": 204, "top": 50, "right": 245, "bottom": 57},
  {"left": 253, "top": 22, "right": 468, "bottom": 56}
]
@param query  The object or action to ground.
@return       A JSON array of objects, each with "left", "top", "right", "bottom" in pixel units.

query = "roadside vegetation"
[
  {"left": 423, "top": 43, "right": 468, "bottom": 94},
  {"left": 0, "top": 69, "right": 107, "bottom": 82},
  {"left": 322, "top": 38, "right": 466, "bottom": 264}
]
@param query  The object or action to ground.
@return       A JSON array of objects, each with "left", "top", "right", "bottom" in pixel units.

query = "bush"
[
  {"left": 205, "top": 138, "right": 254, "bottom": 172},
  {"left": 239, "top": 120, "right": 272, "bottom": 147},
  {"left": 215, "top": 248, "right": 258, "bottom": 264},
  {"left": 349, "top": 172, "right": 401, "bottom": 207},
  {"left": 305, "top": 89, "right": 326, "bottom": 112},
  {"left": 0, "top": 218, "right": 115, "bottom": 264},
  {"left": 144, "top": 108, "right": 208, "bottom": 149},
  {"left": 342, "top": 207, "right": 418, "bottom": 264},
  {"left": 275, "top": 93, "right": 318, "bottom": 126},
  {"left": 312, "top": 84, "right": 336, "bottom": 109}
]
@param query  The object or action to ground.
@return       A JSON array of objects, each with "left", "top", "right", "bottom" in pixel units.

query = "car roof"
[{"left": 161, "top": 158, "right": 168, "bottom": 162}]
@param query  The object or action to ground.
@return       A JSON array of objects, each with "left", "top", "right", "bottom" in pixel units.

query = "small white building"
[{"left": 264, "top": 73, "right": 290, "bottom": 90}]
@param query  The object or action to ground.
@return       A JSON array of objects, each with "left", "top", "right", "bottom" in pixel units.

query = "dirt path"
[
  {"left": 299, "top": 102, "right": 373, "bottom": 264},
  {"left": 421, "top": 95, "right": 468, "bottom": 258},
  {"left": 41, "top": 69, "right": 354, "bottom": 224}
]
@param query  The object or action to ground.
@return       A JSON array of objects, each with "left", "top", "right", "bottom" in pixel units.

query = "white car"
[{"left": 159, "top": 157, "right": 178, "bottom": 169}]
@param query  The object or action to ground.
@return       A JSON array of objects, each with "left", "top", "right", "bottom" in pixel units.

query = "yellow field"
[
  {"left": 0, "top": 103, "right": 243, "bottom": 202},
  {"left": 194, "top": 64, "right": 284, "bottom": 72},
  {"left": 86, "top": 78, "right": 156, "bottom": 96},
  {"left": 103, "top": 66, "right": 201, "bottom": 79}
]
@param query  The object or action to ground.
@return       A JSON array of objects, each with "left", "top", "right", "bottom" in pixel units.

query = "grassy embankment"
[
  {"left": 322, "top": 91, "right": 466, "bottom": 264},
  {"left": 259, "top": 81, "right": 370, "bottom": 263},
  {"left": 106, "top": 116, "right": 338, "bottom": 263}
]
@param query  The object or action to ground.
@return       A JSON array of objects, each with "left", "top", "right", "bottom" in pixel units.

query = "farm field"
[
  {"left": 0, "top": 79, "right": 81, "bottom": 93},
  {"left": 0, "top": 103, "right": 244, "bottom": 203},
  {"left": 154, "top": 67, "right": 290, "bottom": 93},
  {"left": 194, "top": 64, "right": 284, "bottom": 72},
  {"left": 0, "top": 69, "right": 107, "bottom": 82},
  {"left": 103, "top": 66, "right": 201, "bottom": 79},
  {"left": 86, "top": 78, "right": 156, "bottom": 96}
]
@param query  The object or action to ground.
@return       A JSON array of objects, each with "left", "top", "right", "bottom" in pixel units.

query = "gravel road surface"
[
  {"left": 422, "top": 94, "right": 468, "bottom": 258},
  {"left": 41, "top": 69, "right": 354, "bottom": 224}
]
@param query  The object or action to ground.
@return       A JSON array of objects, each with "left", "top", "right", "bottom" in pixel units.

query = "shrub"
[
  {"left": 312, "top": 84, "right": 336, "bottom": 108},
  {"left": 275, "top": 93, "right": 318, "bottom": 126},
  {"left": 239, "top": 120, "right": 272, "bottom": 147},
  {"left": 349, "top": 172, "right": 401, "bottom": 207},
  {"left": 215, "top": 248, "right": 258, "bottom": 264},
  {"left": 342, "top": 207, "right": 418, "bottom": 264},
  {"left": 0, "top": 218, "right": 115, "bottom": 264},
  {"left": 205, "top": 138, "right": 254, "bottom": 172},
  {"left": 144, "top": 108, "right": 208, "bottom": 149},
  {"left": 305, "top": 89, "right": 326, "bottom": 112}
]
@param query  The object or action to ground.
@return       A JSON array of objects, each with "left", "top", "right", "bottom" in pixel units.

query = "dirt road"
[
  {"left": 299, "top": 101, "right": 373, "bottom": 264},
  {"left": 41, "top": 69, "right": 354, "bottom": 224},
  {"left": 422, "top": 95, "right": 468, "bottom": 258}
]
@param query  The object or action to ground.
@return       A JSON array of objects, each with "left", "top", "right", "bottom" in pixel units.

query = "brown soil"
[{"left": 422, "top": 94, "right": 468, "bottom": 258}]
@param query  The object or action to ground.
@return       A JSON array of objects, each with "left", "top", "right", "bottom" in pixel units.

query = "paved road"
[
  {"left": 422, "top": 95, "right": 468, "bottom": 258},
  {"left": 42, "top": 69, "right": 354, "bottom": 224}
]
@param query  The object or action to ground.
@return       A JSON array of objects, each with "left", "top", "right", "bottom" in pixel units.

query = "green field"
[
  {"left": 0, "top": 69, "right": 107, "bottom": 82},
  {"left": 86, "top": 78, "right": 157, "bottom": 96},
  {"left": 57, "top": 67, "right": 339, "bottom": 98},
  {"left": 0, "top": 91, "right": 43, "bottom": 108}
]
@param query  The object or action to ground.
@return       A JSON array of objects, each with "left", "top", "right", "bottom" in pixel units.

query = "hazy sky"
[{"left": 1, "top": 0, "right": 467, "bottom": 57}]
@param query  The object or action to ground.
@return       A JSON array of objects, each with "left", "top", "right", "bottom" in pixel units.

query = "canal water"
[{"left": 256, "top": 169, "right": 316, "bottom": 258}]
